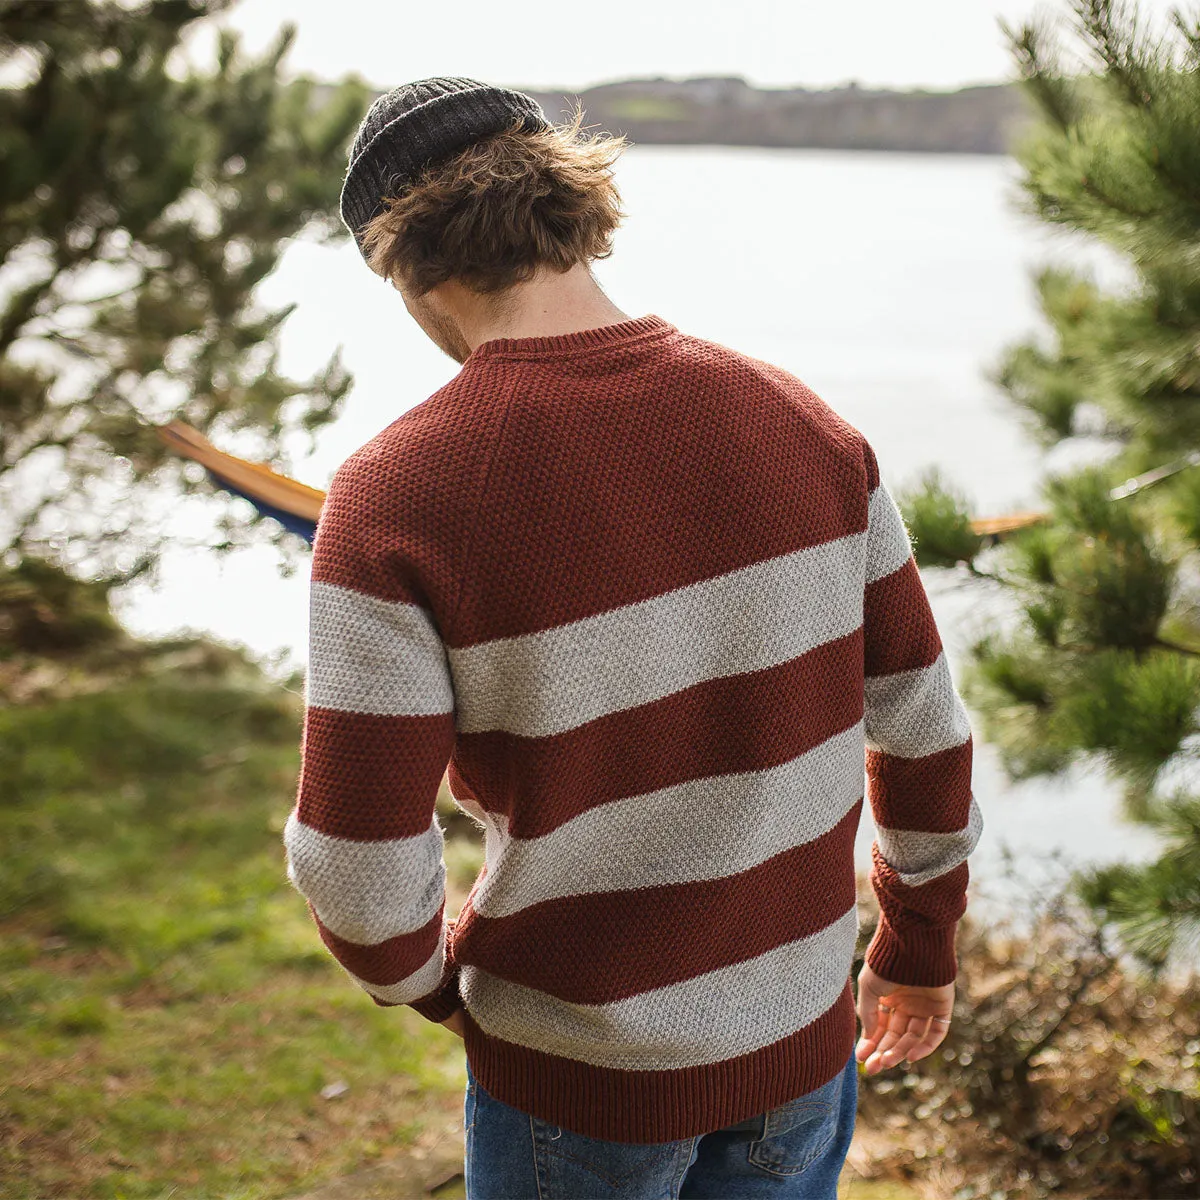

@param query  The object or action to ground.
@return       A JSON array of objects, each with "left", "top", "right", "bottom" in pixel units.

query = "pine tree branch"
[
  {"left": 1000, "top": 16, "right": 1079, "bottom": 131},
  {"left": 1078, "top": 175, "right": 1152, "bottom": 219},
  {"left": 0, "top": 224, "right": 114, "bottom": 358},
  {"left": 1170, "top": 8, "right": 1200, "bottom": 58},
  {"left": 1073, "top": 0, "right": 1155, "bottom": 110},
  {"left": 1153, "top": 637, "right": 1200, "bottom": 658},
  {"left": 966, "top": 563, "right": 1007, "bottom": 584}
]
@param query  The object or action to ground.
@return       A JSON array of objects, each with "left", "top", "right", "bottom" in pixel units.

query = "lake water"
[{"left": 117, "top": 146, "right": 1162, "bottom": 902}]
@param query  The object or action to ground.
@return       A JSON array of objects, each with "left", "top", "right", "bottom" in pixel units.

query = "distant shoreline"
[{"left": 521, "top": 77, "right": 1029, "bottom": 156}]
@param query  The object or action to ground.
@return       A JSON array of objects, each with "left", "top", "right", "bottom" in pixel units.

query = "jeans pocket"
[
  {"left": 532, "top": 1115, "right": 688, "bottom": 1192},
  {"left": 747, "top": 1074, "right": 844, "bottom": 1176}
]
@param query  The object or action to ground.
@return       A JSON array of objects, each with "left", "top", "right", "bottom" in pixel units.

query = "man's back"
[{"left": 286, "top": 314, "right": 980, "bottom": 1143}]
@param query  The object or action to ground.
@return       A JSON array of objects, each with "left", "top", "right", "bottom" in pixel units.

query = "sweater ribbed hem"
[
  {"left": 465, "top": 315, "right": 676, "bottom": 363},
  {"left": 461, "top": 981, "right": 857, "bottom": 1144},
  {"left": 864, "top": 918, "right": 958, "bottom": 988}
]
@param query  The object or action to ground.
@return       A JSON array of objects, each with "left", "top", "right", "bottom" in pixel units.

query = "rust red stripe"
[
  {"left": 312, "top": 902, "right": 445, "bottom": 987},
  {"left": 452, "top": 629, "right": 866, "bottom": 838},
  {"left": 867, "top": 740, "right": 974, "bottom": 833},
  {"left": 871, "top": 851, "right": 970, "bottom": 930},
  {"left": 448, "top": 356, "right": 871, "bottom": 645},
  {"left": 864, "top": 558, "right": 942, "bottom": 678},
  {"left": 298, "top": 708, "right": 456, "bottom": 840},
  {"left": 462, "top": 982, "right": 858, "bottom": 1144},
  {"left": 311, "top": 396, "right": 502, "bottom": 612},
  {"left": 451, "top": 804, "right": 860, "bottom": 1004}
]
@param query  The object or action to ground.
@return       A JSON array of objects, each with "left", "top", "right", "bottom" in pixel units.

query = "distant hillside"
[{"left": 523, "top": 77, "right": 1031, "bottom": 155}]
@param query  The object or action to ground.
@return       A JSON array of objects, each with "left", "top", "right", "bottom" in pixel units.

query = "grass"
[
  {"left": 0, "top": 646, "right": 916, "bottom": 1199},
  {"left": 0, "top": 661, "right": 477, "bottom": 1199}
]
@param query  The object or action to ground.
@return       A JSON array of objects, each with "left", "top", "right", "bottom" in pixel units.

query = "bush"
[{"left": 854, "top": 880, "right": 1200, "bottom": 1199}]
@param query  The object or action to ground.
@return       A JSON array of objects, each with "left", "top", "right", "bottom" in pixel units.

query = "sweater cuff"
[
  {"left": 864, "top": 917, "right": 958, "bottom": 988},
  {"left": 406, "top": 967, "right": 464, "bottom": 1024}
]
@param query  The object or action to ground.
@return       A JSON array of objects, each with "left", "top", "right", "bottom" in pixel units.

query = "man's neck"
[{"left": 443, "top": 263, "right": 631, "bottom": 352}]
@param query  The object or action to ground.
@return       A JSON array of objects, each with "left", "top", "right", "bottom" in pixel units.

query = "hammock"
[
  {"left": 156, "top": 421, "right": 324, "bottom": 543},
  {"left": 157, "top": 420, "right": 1050, "bottom": 547}
]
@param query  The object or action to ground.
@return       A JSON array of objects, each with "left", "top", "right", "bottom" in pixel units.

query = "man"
[{"left": 283, "top": 77, "right": 982, "bottom": 1200}]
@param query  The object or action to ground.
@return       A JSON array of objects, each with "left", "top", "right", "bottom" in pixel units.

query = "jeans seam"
[
  {"left": 529, "top": 1112, "right": 544, "bottom": 1200},
  {"left": 671, "top": 1135, "right": 697, "bottom": 1199}
]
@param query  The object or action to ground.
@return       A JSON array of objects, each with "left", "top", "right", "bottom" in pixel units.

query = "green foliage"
[
  {"left": 995, "top": 2, "right": 1200, "bottom": 454},
  {"left": 895, "top": 468, "right": 983, "bottom": 568},
  {"left": 970, "top": 621, "right": 1200, "bottom": 804},
  {"left": 967, "top": 635, "right": 1075, "bottom": 778},
  {"left": 967, "top": 480, "right": 1194, "bottom": 784},
  {"left": 0, "top": 554, "right": 123, "bottom": 657},
  {"left": 0, "top": 0, "right": 370, "bottom": 573},
  {"left": 0, "top": 568, "right": 474, "bottom": 1197},
  {"left": 856, "top": 883, "right": 1200, "bottom": 1199},
  {"left": 978, "top": 468, "right": 1176, "bottom": 658},
  {"left": 1080, "top": 795, "right": 1200, "bottom": 970},
  {"left": 1045, "top": 471, "right": 1175, "bottom": 649},
  {"left": 959, "top": 0, "right": 1200, "bottom": 967},
  {"left": 989, "top": 270, "right": 1102, "bottom": 443},
  {"left": 1058, "top": 650, "right": 1200, "bottom": 777},
  {"left": 1168, "top": 463, "right": 1200, "bottom": 545}
]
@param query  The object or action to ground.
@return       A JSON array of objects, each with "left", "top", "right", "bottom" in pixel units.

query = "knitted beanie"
[{"left": 339, "top": 76, "right": 552, "bottom": 248}]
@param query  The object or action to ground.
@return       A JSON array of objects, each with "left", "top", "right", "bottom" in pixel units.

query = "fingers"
[
  {"left": 855, "top": 983, "right": 891, "bottom": 1061},
  {"left": 858, "top": 1008, "right": 953, "bottom": 1074},
  {"left": 856, "top": 988, "right": 881, "bottom": 1047},
  {"left": 857, "top": 998, "right": 908, "bottom": 1066},
  {"left": 863, "top": 1014, "right": 931, "bottom": 1075},
  {"left": 901, "top": 1015, "right": 951, "bottom": 1065},
  {"left": 854, "top": 1010, "right": 885, "bottom": 1061},
  {"left": 855, "top": 972, "right": 955, "bottom": 1073}
]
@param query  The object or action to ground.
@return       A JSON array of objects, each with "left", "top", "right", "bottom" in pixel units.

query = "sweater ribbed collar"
[{"left": 465, "top": 314, "right": 676, "bottom": 363}]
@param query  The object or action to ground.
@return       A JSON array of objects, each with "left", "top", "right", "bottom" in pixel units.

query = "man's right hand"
[{"left": 855, "top": 962, "right": 954, "bottom": 1075}]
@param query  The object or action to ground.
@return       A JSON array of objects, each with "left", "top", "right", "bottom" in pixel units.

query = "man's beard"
[{"left": 415, "top": 295, "right": 472, "bottom": 364}]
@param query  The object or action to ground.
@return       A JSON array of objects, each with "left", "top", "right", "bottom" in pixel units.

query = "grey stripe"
[
  {"left": 472, "top": 722, "right": 866, "bottom": 919},
  {"left": 307, "top": 581, "right": 454, "bottom": 717},
  {"left": 283, "top": 813, "right": 445, "bottom": 944},
  {"left": 864, "top": 653, "right": 972, "bottom": 758},
  {"left": 876, "top": 794, "right": 985, "bottom": 887},
  {"left": 866, "top": 484, "right": 914, "bottom": 584},
  {"left": 449, "top": 532, "right": 866, "bottom": 737},
  {"left": 460, "top": 907, "right": 858, "bottom": 1070},
  {"left": 351, "top": 939, "right": 447, "bottom": 1005}
]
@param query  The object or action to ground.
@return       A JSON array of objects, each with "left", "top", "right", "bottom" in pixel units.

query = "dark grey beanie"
[{"left": 340, "top": 76, "right": 551, "bottom": 249}]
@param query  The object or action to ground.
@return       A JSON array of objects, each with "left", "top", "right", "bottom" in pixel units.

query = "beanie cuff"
[{"left": 340, "top": 82, "right": 550, "bottom": 246}]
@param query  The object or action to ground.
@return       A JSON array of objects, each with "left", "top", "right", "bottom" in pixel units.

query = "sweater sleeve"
[
  {"left": 859, "top": 443, "right": 982, "bottom": 988},
  {"left": 282, "top": 456, "right": 462, "bottom": 1024}
]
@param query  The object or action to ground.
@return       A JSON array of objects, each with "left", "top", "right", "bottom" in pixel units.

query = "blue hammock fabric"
[
  {"left": 156, "top": 421, "right": 325, "bottom": 546},
  {"left": 210, "top": 474, "right": 318, "bottom": 543}
]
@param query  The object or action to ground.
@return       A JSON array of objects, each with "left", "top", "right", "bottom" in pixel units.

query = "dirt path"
[{"left": 286, "top": 1124, "right": 465, "bottom": 1199}]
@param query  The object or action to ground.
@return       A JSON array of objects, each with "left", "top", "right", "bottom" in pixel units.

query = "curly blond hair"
[{"left": 360, "top": 108, "right": 627, "bottom": 295}]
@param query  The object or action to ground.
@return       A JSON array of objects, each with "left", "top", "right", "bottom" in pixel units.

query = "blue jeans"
[{"left": 463, "top": 1053, "right": 858, "bottom": 1199}]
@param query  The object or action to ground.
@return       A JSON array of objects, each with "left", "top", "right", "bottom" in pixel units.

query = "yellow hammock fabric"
[
  {"left": 156, "top": 419, "right": 1046, "bottom": 547},
  {"left": 156, "top": 420, "right": 325, "bottom": 542}
]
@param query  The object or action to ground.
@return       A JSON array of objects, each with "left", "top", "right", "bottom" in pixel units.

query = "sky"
[{"left": 189, "top": 0, "right": 1187, "bottom": 92}]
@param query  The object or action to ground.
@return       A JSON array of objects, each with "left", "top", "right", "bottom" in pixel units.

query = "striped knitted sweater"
[{"left": 283, "top": 313, "right": 981, "bottom": 1144}]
